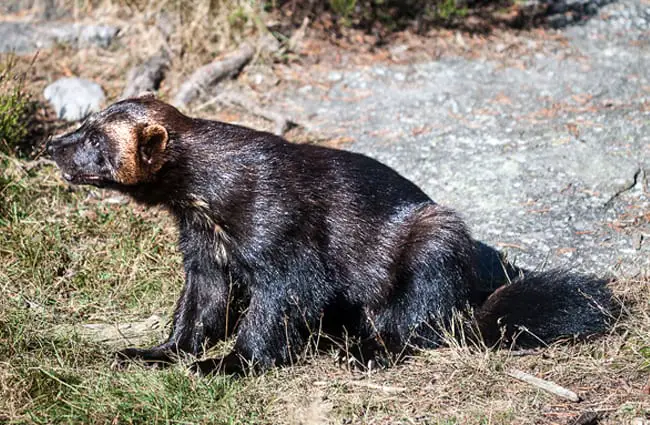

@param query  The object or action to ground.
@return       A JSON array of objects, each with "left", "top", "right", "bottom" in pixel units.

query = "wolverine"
[{"left": 46, "top": 95, "right": 615, "bottom": 375}]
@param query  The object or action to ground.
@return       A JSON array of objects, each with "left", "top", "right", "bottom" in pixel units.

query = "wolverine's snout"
[
  {"left": 46, "top": 132, "right": 81, "bottom": 157},
  {"left": 46, "top": 129, "right": 113, "bottom": 187}
]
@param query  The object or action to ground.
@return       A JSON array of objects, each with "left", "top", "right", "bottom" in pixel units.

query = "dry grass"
[{"left": 4, "top": 0, "right": 267, "bottom": 110}]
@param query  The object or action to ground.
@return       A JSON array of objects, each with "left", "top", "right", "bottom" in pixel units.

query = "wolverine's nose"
[
  {"left": 45, "top": 135, "right": 64, "bottom": 156},
  {"left": 45, "top": 138, "right": 56, "bottom": 156}
]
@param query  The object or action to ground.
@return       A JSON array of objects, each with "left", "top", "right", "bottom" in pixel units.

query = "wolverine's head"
[{"left": 47, "top": 95, "right": 191, "bottom": 188}]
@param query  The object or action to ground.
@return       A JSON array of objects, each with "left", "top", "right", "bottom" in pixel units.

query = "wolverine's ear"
[{"left": 139, "top": 124, "right": 168, "bottom": 172}]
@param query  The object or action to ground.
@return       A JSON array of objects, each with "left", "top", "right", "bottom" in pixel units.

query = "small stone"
[
  {"left": 103, "top": 195, "right": 129, "bottom": 205},
  {"left": 327, "top": 71, "right": 343, "bottom": 82},
  {"left": 389, "top": 44, "right": 409, "bottom": 60},
  {"left": 389, "top": 44, "right": 408, "bottom": 56},
  {"left": 44, "top": 77, "right": 105, "bottom": 121},
  {"left": 252, "top": 73, "right": 264, "bottom": 85}
]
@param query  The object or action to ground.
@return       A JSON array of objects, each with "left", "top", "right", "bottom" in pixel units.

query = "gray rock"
[
  {"left": 44, "top": 77, "right": 105, "bottom": 121},
  {"left": 0, "top": 21, "right": 118, "bottom": 54}
]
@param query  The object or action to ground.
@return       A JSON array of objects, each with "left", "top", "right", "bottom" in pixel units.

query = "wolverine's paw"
[
  {"left": 190, "top": 358, "right": 219, "bottom": 376},
  {"left": 190, "top": 353, "right": 246, "bottom": 377},
  {"left": 112, "top": 347, "right": 175, "bottom": 370}
]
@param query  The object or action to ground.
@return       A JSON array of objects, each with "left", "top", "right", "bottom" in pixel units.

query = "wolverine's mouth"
[{"left": 62, "top": 172, "right": 106, "bottom": 186}]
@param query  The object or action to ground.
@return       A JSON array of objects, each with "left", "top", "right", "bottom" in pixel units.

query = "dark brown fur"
[{"left": 46, "top": 96, "right": 615, "bottom": 375}]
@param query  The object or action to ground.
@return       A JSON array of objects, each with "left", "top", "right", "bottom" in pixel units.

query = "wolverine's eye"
[{"left": 90, "top": 138, "right": 100, "bottom": 148}]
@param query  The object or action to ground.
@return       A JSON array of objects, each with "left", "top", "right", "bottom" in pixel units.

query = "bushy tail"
[{"left": 474, "top": 269, "right": 616, "bottom": 348}]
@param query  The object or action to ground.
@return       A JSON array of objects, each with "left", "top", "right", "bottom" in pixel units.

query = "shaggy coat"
[{"left": 46, "top": 96, "right": 614, "bottom": 375}]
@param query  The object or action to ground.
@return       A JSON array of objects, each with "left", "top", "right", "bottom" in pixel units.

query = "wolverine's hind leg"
[{"left": 362, "top": 205, "right": 476, "bottom": 360}]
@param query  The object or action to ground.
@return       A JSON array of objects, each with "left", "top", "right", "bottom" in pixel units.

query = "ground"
[{"left": 0, "top": 0, "right": 649, "bottom": 423}]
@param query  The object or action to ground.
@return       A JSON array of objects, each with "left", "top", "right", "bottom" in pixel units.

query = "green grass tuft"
[
  {"left": 21, "top": 367, "right": 239, "bottom": 424},
  {"left": 0, "top": 56, "right": 39, "bottom": 158}
]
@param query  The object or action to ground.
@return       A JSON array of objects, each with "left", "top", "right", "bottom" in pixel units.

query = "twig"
[
  {"left": 314, "top": 379, "right": 406, "bottom": 394},
  {"left": 173, "top": 43, "right": 255, "bottom": 109},
  {"left": 288, "top": 17, "right": 310, "bottom": 53},
  {"left": 506, "top": 369, "right": 581, "bottom": 402},
  {"left": 495, "top": 242, "right": 527, "bottom": 251},
  {"left": 217, "top": 92, "right": 296, "bottom": 136}
]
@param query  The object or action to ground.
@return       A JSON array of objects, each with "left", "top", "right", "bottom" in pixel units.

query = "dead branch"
[
  {"left": 506, "top": 369, "right": 581, "bottom": 402},
  {"left": 219, "top": 92, "right": 296, "bottom": 136},
  {"left": 53, "top": 315, "right": 167, "bottom": 347},
  {"left": 173, "top": 43, "right": 255, "bottom": 109},
  {"left": 196, "top": 91, "right": 297, "bottom": 136},
  {"left": 121, "top": 51, "right": 170, "bottom": 99}
]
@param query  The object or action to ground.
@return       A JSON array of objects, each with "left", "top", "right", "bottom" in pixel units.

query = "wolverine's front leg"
[
  {"left": 116, "top": 223, "right": 234, "bottom": 366},
  {"left": 192, "top": 284, "right": 318, "bottom": 376}
]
